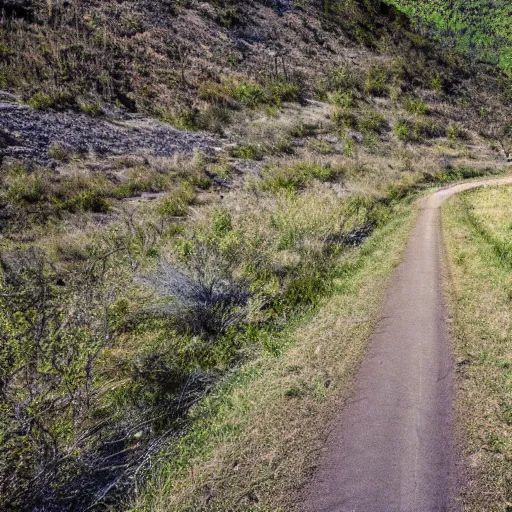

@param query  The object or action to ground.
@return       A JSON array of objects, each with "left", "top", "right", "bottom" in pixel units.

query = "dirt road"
[{"left": 304, "top": 177, "right": 512, "bottom": 512}]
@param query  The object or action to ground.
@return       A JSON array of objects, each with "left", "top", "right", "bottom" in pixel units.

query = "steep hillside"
[
  {"left": 389, "top": 0, "right": 512, "bottom": 72},
  {"left": 0, "top": 1, "right": 511, "bottom": 511}
]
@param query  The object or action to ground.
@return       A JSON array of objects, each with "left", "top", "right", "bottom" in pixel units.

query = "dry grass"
[
  {"left": 131, "top": 199, "right": 417, "bottom": 511},
  {"left": 443, "top": 185, "right": 512, "bottom": 511}
]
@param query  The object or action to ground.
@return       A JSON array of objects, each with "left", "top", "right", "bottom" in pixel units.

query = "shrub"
[
  {"left": 330, "top": 64, "right": 359, "bottom": 92},
  {"left": 157, "top": 184, "right": 196, "bottom": 218},
  {"left": 26, "top": 92, "right": 54, "bottom": 109},
  {"left": 198, "top": 81, "right": 236, "bottom": 106},
  {"left": 394, "top": 120, "right": 414, "bottom": 141},
  {"left": 234, "top": 83, "right": 266, "bottom": 108},
  {"left": 196, "top": 105, "right": 231, "bottom": 133},
  {"left": 447, "top": 123, "right": 466, "bottom": 140},
  {"left": 78, "top": 99, "right": 103, "bottom": 116},
  {"left": 415, "top": 120, "right": 445, "bottom": 139},
  {"left": 6, "top": 172, "right": 49, "bottom": 205},
  {"left": 269, "top": 82, "right": 300, "bottom": 104},
  {"left": 26, "top": 91, "right": 73, "bottom": 110},
  {"left": 260, "top": 161, "right": 343, "bottom": 193},
  {"left": 403, "top": 97, "right": 429, "bottom": 116},
  {"left": 229, "top": 144, "right": 264, "bottom": 160},
  {"left": 329, "top": 90, "right": 355, "bottom": 108},
  {"left": 358, "top": 110, "right": 386, "bottom": 133},
  {"left": 332, "top": 108, "right": 358, "bottom": 129},
  {"left": 63, "top": 190, "right": 111, "bottom": 213},
  {"left": 364, "top": 64, "right": 390, "bottom": 97},
  {"left": 288, "top": 122, "right": 318, "bottom": 138},
  {"left": 145, "top": 238, "right": 252, "bottom": 337}
]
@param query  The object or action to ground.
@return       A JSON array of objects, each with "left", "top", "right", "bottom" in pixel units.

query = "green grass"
[
  {"left": 131, "top": 197, "right": 417, "bottom": 512},
  {"left": 389, "top": 0, "right": 512, "bottom": 74},
  {"left": 443, "top": 185, "right": 512, "bottom": 511}
]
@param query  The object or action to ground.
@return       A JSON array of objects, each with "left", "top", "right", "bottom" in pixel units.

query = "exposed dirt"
[
  {"left": 0, "top": 98, "right": 217, "bottom": 165},
  {"left": 302, "top": 176, "right": 512, "bottom": 512}
]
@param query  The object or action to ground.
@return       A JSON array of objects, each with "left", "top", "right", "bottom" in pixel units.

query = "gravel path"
[{"left": 303, "top": 177, "right": 512, "bottom": 512}]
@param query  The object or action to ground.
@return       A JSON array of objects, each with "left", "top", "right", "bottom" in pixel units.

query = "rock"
[
  {"left": 0, "top": 105, "right": 218, "bottom": 164},
  {"left": 347, "top": 129, "right": 363, "bottom": 143}
]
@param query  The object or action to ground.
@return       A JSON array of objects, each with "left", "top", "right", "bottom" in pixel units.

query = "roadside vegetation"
[{"left": 443, "top": 186, "right": 512, "bottom": 511}]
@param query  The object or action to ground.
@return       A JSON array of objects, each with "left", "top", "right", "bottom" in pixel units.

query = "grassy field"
[
  {"left": 131, "top": 195, "right": 417, "bottom": 511},
  {"left": 443, "top": 186, "right": 512, "bottom": 511}
]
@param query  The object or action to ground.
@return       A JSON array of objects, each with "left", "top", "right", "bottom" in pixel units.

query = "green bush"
[
  {"left": 260, "top": 161, "right": 343, "bottom": 193},
  {"left": 332, "top": 108, "right": 358, "bottom": 129},
  {"left": 359, "top": 110, "right": 386, "bottom": 133},
  {"left": 269, "top": 82, "right": 300, "bottom": 104},
  {"left": 288, "top": 122, "right": 318, "bottom": 138},
  {"left": 198, "top": 81, "right": 236, "bottom": 105},
  {"left": 447, "top": 123, "right": 466, "bottom": 140},
  {"left": 27, "top": 91, "right": 73, "bottom": 110},
  {"left": 415, "top": 120, "right": 445, "bottom": 139},
  {"left": 156, "top": 184, "right": 196, "bottom": 217},
  {"left": 329, "top": 91, "right": 355, "bottom": 108},
  {"left": 330, "top": 65, "right": 359, "bottom": 92},
  {"left": 234, "top": 83, "right": 266, "bottom": 108},
  {"left": 26, "top": 92, "right": 54, "bottom": 110},
  {"left": 48, "top": 142, "right": 71, "bottom": 162},
  {"left": 394, "top": 120, "right": 414, "bottom": 141},
  {"left": 229, "top": 144, "right": 264, "bottom": 160},
  {"left": 364, "top": 64, "right": 390, "bottom": 97},
  {"left": 63, "top": 190, "right": 111, "bottom": 213},
  {"left": 403, "top": 97, "right": 429, "bottom": 116}
]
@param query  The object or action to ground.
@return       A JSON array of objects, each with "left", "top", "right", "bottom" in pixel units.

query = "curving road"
[{"left": 304, "top": 177, "right": 512, "bottom": 512}]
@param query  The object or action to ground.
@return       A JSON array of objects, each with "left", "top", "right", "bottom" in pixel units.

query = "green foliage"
[
  {"left": 394, "top": 119, "right": 413, "bottom": 141},
  {"left": 234, "top": 83, "right": 266, "bottom": 108},
  {"left": 402, "top": 97, "right": 429, "bottom": 116},
  {"left": 332, "top": 108, "right": 358, "bottom": 129},
  {"left": 157, "top": 184, "right": 196, "bottom": 218},
  {"left": 48, "top": 141, "right": 71, "bottom": 161},
  {"left": 389, "top": 0, "right": 512, "bottom": 74},
  {"left": 364, "top": 63, "right": 390, "bottom": 96},
  {"left": 229, "top": 144, "right": 264, "bottom": 160},
  {"left": 63, "top": 190, "right": 111, "bottom": 213},
  {"left": 260, "top": 161, "right": 344, "bottom": 193},
  {"left": 358, "top": 109, "right": 386, "bottom": 133}
]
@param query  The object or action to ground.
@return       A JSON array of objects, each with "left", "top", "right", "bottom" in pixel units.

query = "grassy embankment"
[
  {"left": 443, "top": 185, "right": 512, "bottom": 511},
  {"left": 131, "top": 192, "right": 417, "bottom": 512}
]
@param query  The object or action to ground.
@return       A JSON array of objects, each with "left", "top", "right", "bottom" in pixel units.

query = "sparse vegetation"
[{"left": 443, "top": 186, "right": 512, "bottom": 510}]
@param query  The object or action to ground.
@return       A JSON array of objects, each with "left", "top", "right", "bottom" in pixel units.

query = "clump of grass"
[
  {"left": 447, "top": 123, "right": 467, "bottom": 140},
  {"left": 48, "top": 142, "right": 71, "bottom": 162},
  {"left": 394, "top": 119, "right": 414, "bottom": 141},
  {"left": 288, "top": 122, "right": 318, "bottom": 138},
  {"left": 402, "top": 97, "right": 429, "bottom": 116},
  {"left": 269, "top": 81, "right": 300, "bottom": 105},
  {"left": 328, "top": 90, "right": 356, "bottom": 108},
  {"left": 26, "top": 91, "right": 73, "bottom": 110},
  {"left": 364, "top": 63, "right": 390, "bottom": 97},
  {"left": 198, "top": 81, "right": 236, "bottom": 106},
  {"left": 157, "top": 184, "right": 196, "bottom": 218},
  {"left": 229, "top": 144, "right": 264, "bottom": 160},
  {"left": 234, "top": 83, "right": 266, "bottom": 108},
  {"left": 259, "top": 161, "right": 344, "bottom": 193},
  {"left": 332, "top": 108, "right": 358, "bottom": 129},
  {"left": 358, "top": 109, "right": 386, "bottom": 134},
  {"left": 63, "top": 190, "right": 111, "bottom": 213}
]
